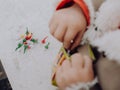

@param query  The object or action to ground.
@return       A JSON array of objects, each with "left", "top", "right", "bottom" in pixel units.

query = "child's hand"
[
  {"left": 55, "top": 53, "right": 94, "bottom": 89},
  {"left": 49, "top": 4, "right": 87, "bottom": 50}
]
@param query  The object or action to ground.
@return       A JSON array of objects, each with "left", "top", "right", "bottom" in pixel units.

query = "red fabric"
[
  {"left": 56, "top": 0, "right": 90, "bottom": 25},
  {"left": 56, "top": 0, "right": 73, "bottom": 10}
]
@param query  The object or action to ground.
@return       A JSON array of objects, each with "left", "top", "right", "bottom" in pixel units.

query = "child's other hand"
[
  {"left": 55, "top": 53, "right": 94, "bottom": 89},
  {"left": 49, "top": 4, "right": 87, "bottom": 50}
]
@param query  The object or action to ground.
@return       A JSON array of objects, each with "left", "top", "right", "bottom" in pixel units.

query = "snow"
[{"left": 0, "top": 0, "right": 61, "bottom": 90}]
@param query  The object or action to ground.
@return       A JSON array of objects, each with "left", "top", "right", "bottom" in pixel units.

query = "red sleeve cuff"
[
  {"left": 56, "top": 0, "right": 74, "bottom": 10},
  {"left": 56, "top": 0, "right": 90, "bottom": 25}
]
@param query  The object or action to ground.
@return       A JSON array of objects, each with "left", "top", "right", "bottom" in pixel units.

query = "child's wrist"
[
  {"left": 72, "top": 3, "right": 87, "bottom": 25},
  {"left": 73, "top": 0, "right": 90, "bottom": 25},
  {"left": 56, "top": 0, "right": 90, "bottom": 26}
]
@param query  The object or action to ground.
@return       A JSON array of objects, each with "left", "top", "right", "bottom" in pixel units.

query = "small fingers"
[
  {"left": 56, "top": 67, "right": 66, "bottom": 88},
  {"left": 63, "top": 28, "right": 78, "bottom": 49},
  {"left": 49, "top": 15, "right": 54, "bottom": 29},
  {"left": 71, "top": 53, "right": 84, "bottom": 69},
  {"left": 49, "top": 17, "right": 58, "bottom": 35},
  {"left": 68, "top": 68, "right": 80, "bottom": 83},
  {"left": 54, "top": 23, "right": 67, "bottom": 42},
  {"left": 83, "top": 55, "right": 94, "bottom": 81},
  {"left": 84, "top": 55, "right": 93, "bottom": 69},
  {"left": 71, "top": 31, "right": 84, "bottom": 50},
  {"left": 61, "top": 60, "right": 71, "bottom": 71}
]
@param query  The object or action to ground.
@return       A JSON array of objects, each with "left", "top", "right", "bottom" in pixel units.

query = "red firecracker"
[
  {"left": 25, "top": 33, "right": 32, "bottom": 40},
  {"left": 41, "top": 36, "right": 48, "bottom": 44}
]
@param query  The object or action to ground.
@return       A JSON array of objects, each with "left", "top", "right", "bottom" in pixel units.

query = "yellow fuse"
[
  {"left": 88, "top": 44, "right": 96, "bottom": 61},
  {"left": 51, "top": 46, "right": 71, "bottom": 87}
]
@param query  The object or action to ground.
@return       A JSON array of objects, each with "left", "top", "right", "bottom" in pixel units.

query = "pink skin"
[
  {"left": 55, "top": 53, "right": 94, "bottom": 89},
  {"left": 49, "top": 3, "right": 87, "bottom": 50}
]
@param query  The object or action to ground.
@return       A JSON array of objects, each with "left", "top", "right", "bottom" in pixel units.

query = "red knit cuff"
[
  {"left": 56, "top": 0, "right": 90, "bottom": 25},
  {"left": 56, "top": 0, "right": 74, "bottom": 10}
]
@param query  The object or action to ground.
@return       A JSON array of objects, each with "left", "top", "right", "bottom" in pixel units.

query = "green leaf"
[
  {"left": 15, "top": 43, "right": 23, "bottom": 51},
  {"left": 45, "top": 42, "right": 50, "bottom": 49},
  {"left": 24, "top": 45, "right": 28, "bottom": 53},
  {"left": 30, "top": 38, "right": 38, "bottom": 43},
  {"left": 23, "top": 39, "right": 26, "bottom": 43},
  {"left": 26, "top": 27, "right": 29, "bottom": 35}
]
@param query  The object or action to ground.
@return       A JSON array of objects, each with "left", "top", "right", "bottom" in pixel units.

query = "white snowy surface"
[{"left": 0, "top": 0, "right": 61, "bottom": 90}]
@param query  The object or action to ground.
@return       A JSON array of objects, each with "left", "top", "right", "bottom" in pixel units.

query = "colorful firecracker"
[
  {"left": 44, "top": 42, "right": 50, "bottom": 49},
  {"left": 41, "top": 36, "right": 48, "bottom": 44},
  {"left": 41, "top": 36, "right": 50, "bottom": 49},
  {"left": 15, "top": 28, "right": 38, "bottom": 53},
  {"left": 15, "top": 27, "right": 50, "bottom": 53}
]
